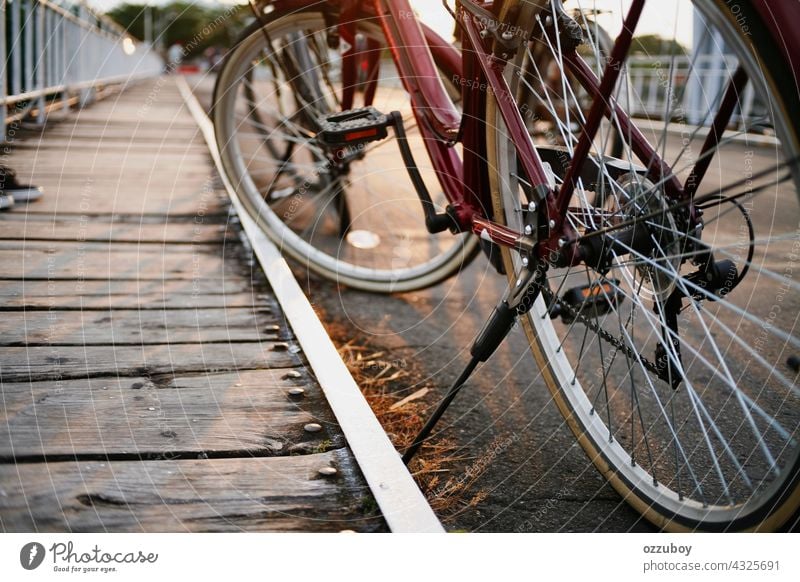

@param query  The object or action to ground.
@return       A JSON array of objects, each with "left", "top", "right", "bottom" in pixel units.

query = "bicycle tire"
[{"left": 212, "top": 8, "right": 480, "bottom": 293}]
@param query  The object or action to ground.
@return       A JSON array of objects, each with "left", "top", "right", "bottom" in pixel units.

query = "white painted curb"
[{"left": 177, "top": 76, "right": 445, "bottom": 534}]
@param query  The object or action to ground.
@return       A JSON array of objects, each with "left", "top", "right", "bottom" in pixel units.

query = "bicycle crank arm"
[{"left": 316, "top": 107, "right": 456, "bottom": 234}]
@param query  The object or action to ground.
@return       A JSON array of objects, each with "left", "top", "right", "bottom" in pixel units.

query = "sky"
[
  {"left": 87, "top": 0, "right": 695, "bottom": 47},
  {"left": 408, "top": 1, "right": 695, "bottom": 47}
]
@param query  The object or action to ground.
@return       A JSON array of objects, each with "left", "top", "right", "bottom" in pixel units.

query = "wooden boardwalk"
[{"left": 0, "top": 78, "right": 386, "bottom": 532}]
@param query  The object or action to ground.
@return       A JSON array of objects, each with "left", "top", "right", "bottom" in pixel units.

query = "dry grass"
[{"left": 333, "top": 332, "right": 491, "bottom": 521}]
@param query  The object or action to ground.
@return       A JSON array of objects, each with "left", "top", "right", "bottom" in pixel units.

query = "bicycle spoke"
[
  {"left": 583, "top": 243, "right": 791, "bottom": 486},
  {"left": 611, "top": 232, "right": 800, "bottom": 355},
  {"left": 608, "top": 242, "right": 788, "bottom": 477}
]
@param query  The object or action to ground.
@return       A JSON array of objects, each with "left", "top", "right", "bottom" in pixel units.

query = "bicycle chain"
[{"left": 534, "top": 279, "right": 663, "bottom": 377}]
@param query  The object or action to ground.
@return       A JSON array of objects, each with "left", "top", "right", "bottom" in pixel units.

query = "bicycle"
[{"left": 212, "top": 0, "right": 800, "bottom": 532}]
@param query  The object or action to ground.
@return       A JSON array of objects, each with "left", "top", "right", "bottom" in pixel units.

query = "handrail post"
[
  {"left": 11, "top": 0, "right": 22, "bottom": 96},
  {"left": 77, "top": 3, "right": 91, "bottom": 107},
  {"left": 34, "top": 0, "right": 45, "bottom": 123},
  {"left": 59, "top": 11, "right": 68, "bottom": 112},
  {"left": 1, "top": 0, "right": 7, "bottom": 143}
]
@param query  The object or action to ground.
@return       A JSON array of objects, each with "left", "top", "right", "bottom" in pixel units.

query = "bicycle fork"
[{"left": 402, "top": 263, "right": 543, "bottom": 464}]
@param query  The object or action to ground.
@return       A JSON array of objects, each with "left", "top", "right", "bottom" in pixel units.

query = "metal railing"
[
  {"left": 1, "top": 0, "right": 163, "bottom": 141},
  {"left": 625, "top": 54, "right": 762, "bottom": 130}
]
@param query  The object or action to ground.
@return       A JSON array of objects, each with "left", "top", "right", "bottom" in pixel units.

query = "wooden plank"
[
  {"left": 14, "top": 154, "right": 211, "bottom": 167},
  {"left": 12, "top": 173, "right": 216, "bottom": 189},
  {"left": 0, "top": 76, "right": 393, "bottom": 533},
  {"left": 40, "top": 122, "right": 201, "bottom": 134},
  {"left": 0, "top": 450, "right": 386, "bottom": 532},
  {"left": 12, "top": 177, "right": 217, "bottom": 191},
  {"left": 0, "top": 370, "right": 338, "bottom": 457},
  {"left": 0, "top": 342, "right": 300, "bottom": 382},
  {"left": 14, "top": 140, "right": 211, "bottom": 154},
  {"left": 0, "top": 218, "right": 234, "bottom": 244},
  {"left": 0, "top": 308, "right": 282, "bottom": 345},
  {"left": 0, "top": 242, "right": 245, "bottom": 280},
  {"left": 39, "top": 119, "right": 200, "bottom": 130},
  {"left": 36, "top": 130, "right": 204, "bottom": 143},
  {"left": 13, "top": 148, "right": 209, "bottom": 160},
  {"left": 11, "top": 188, "right": 227, "bottom": 216},
  {"left": 12, "top": 165, "right": 214, "bottom": 179},
  {"left": 10, "top": 129, "right": 204, "bottom": 145},
  {"left": 0, "top": 280, "right": 267, "bottom": 309},
  {"left": 0, "top": 240, "right": 224, "bottom": 253},
  {"left": 15, "top": 144, "right": 207, "bottom": 156},
  {"left": 21, "top": 142, "right": 205, "bottom": 153}
]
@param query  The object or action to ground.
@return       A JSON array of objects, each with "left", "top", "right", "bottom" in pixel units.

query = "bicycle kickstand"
[{"left": 402, "top": 264, "right": 543, "bottom": 464}]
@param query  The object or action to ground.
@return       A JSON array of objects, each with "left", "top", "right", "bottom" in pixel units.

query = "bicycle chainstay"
[{"left": 533, "top": 275, "right": 663, "bottom": 377}]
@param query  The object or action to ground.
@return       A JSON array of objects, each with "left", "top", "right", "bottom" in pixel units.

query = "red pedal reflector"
[{"left": 344, "top": 128, "right": 378, "bottom": 142}]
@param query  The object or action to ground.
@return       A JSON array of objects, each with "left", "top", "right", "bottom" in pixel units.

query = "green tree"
[
  {"left": 631, "top": 34, "right": 687, "bottom": 56},
  {"left": 106, "top": 2, "right": 250, "bottom": 59}
]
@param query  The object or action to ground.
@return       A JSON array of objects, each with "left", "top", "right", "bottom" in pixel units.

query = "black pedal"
[
  {"left": 550, "top": 279, "right": 624, "bottom": 323},
  {"left": 316, "top": 107, "right": 391, "bottom": 147}
]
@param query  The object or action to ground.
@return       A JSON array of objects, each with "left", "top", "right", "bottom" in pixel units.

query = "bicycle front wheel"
[
  {"left": 489, "top": 0, "right": 800, "bottom": 531},
  {"left": 213, "top": 8, "right": 478, "bottom": 293}
]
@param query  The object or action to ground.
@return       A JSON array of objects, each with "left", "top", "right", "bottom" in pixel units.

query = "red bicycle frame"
[
  {"left": 282, "top": 0, "right": 800, "bottom": 267},
  {"left": 368, "top": 0, "right": 667, "bottom": 264}
]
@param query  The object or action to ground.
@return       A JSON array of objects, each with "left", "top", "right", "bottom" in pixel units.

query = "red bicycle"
[{"left": 213, "top": 0, "right": 800, "bottom": 531}]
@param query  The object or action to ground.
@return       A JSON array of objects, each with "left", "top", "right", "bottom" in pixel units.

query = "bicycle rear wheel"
[
  {"left": 212, "top": 8, "right": 478, "bottom": 293},
  {"left": 489, "top": 0, "right": 800, "bottom": 531}
]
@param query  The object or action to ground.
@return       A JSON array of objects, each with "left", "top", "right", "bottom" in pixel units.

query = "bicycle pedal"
[
  {"left": 550, "top": 280, "right": 624, "bottom": 323},
  {"left": 316, "top": 107, "right": 391, "bottom": 147}
]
